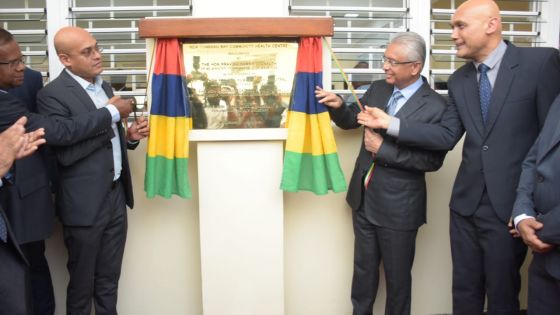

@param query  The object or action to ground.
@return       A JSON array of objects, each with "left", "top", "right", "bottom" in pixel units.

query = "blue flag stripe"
[
  {"left": 151, "top": 74, "right": 190, "bottom": 117},
  {"left": 290, "top": 72, "right": 327, "bottom": 115}
]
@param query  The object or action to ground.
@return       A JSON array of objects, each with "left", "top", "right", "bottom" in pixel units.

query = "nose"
[
  {"left": 382, "top": 62, "right": 391, "bottom": 72},
  {"left": 451, "top": 27, "right": 459, "bottom": 40},
  {"left": 15, "top": 60, "right": 25, "bottom": 71}
]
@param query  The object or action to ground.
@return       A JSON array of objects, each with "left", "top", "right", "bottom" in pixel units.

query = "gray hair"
[{"left": 389, "top": 32, "right": 426, "bottom": 70}]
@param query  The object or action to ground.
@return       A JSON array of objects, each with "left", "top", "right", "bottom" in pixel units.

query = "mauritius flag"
[
  {"left": 145, "top": 38, "right": 192, "bottom": 199},
  {"left": 280, "top": 37, "right": 346, "bottom": 195}
]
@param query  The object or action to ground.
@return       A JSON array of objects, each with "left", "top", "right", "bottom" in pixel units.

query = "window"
[
  {"left": 0, "top": 0, "right": 48, "bottom": 81},
  {"left": 430, "top": 0, "right": 544, "bottom": 93},
  {"left": 68, "top": 0, "right": 191, "bottom": 103},
  {"left": 290, "top": 0, "right": 409, "bottom": 98}
]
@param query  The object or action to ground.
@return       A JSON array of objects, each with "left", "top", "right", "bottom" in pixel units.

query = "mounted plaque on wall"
[{"left": 183, "top": 41, "right": 298, "bottom": 129}]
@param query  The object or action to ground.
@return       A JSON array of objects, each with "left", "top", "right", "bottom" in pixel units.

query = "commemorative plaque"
[{"left": 182, "top": 41, "right": 298, "bottom": 129}]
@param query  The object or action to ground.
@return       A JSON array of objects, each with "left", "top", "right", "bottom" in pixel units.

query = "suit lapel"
[
  {"left": 60, "top": 71, "right": 98, "bottom": 112},
  {"left": 462, "top": 64, "right": 485, "bottom": 138},
  {"left": 395, "top": 82, "right": 430, "bottom": 119},
  {"left": 483, "top": 45, "right": 517, "bottom": 139}
]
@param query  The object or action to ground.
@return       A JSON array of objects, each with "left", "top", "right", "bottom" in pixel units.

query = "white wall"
[{"left": 44, "top": 0, "right": 533, "bottom": 314}]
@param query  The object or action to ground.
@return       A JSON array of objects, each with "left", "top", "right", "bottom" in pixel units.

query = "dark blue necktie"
[
  {"left": 0, "top": 214, "right": 7, "bottom": 242},
  {"left": 478, "top": 63, "right": 491, "bottom": 123}
]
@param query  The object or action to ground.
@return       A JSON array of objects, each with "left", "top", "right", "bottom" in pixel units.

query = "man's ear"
[
  {"left": 486, "top": 16, "right": 500, "bottom": 35},
  {"left": 58, "top": 53, "right": 71, "bottom": 67}
]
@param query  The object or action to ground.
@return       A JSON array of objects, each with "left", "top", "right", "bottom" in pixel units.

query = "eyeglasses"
[
  {"left": 382, "top": 56, "right": 418, "bottom": 67},
  {"left": 0, "top": 57, "right": 25, "bottom": 69},
  {"left": 78, "top": 45, "right": 104, "bottom": 58}
]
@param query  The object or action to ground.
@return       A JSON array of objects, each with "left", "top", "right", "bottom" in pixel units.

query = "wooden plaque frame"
[{"left": 138, "top": 17, "right": 334, "bottom": 38}]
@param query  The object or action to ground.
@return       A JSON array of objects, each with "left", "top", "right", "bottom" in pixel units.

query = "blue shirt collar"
[
  {"left": 474, "top": 40, "right": 507, "bottom": 71},
  {"left": 392, "top": 76, "right": 424, "bottom": 101}
]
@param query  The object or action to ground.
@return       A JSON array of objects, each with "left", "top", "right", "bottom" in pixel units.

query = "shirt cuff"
[
  {"left": 128, "top": 140, "right": 139, "bottom": 145},
  {"left": 105, "top": 104, "right": 120, "bottom": 123},
  {"left": 513, "top": 213, "right": 535, "bottom": 229},
  {"left": 387, "top": 117, "right": 400, "bottom": 137}
]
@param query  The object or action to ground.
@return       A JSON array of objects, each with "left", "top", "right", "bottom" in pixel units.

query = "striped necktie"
[{"left": 363, "top": 91, "right": 404, "bottom": 189}]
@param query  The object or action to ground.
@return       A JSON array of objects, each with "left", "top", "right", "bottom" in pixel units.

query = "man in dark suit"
[
  {"left": 513, "top": 93, "right": 560, "bottom": 315},
  {"left": 315, "top": 32, "right": 447, "bottom": 315},
  {"left": 5, "top": 66, "right": 56, "bottom": 315},
  {"left": 359, "top": 1, "right": 560, "bottom": 314},
  {"left": 0, "top": 116, "right": 46, "bottom": 315},
  {"left": 37, "top": 26, "right": 149, "bottom": 315},
  {"left": 0, "top": 27, "right": 133, "bottom": 315}
]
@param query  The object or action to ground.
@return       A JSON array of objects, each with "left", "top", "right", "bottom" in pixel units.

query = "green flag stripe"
[
  {"left": 145, "top": 155, "right": 191, "bottom": 199},
  {"left": 281, "top": 151, "right": 347, "bottom": 195}
]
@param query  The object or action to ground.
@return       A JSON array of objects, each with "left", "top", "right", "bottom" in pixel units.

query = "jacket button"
[
  {"left": 537, "top": 175, "right": 544, "bottom": 183},
  {"left": 110, "top": 168, "right": 114, "bottom": 174},
  {"left": 482, "top": 145, "right": 489, "bottom": 151}
]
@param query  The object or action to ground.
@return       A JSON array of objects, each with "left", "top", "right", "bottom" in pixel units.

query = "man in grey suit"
[
  {"left": 359, "top": 1, "right": 560, "bottom": 314},
  {"left": 315, "top": 32, "right": 447, "bottom": 315},
  {"left": 513, "top": 93, "right": 560, "bottom": 315},
  {"left": 0, "top": 116, "right": 46, "bottom": 315},
  {"left": 37, "top": 26, "right": 149, "bottom": 315}
]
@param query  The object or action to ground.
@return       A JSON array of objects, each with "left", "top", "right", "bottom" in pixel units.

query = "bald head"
[
  {"left": 457, "top": 0, "right": 502, "bottom": 30},
  {"left": 54, "top": 27, "right": 94, "bottom": 55},
  {"left": 451, "top": 0, "right": 503, "bottom": 62}
]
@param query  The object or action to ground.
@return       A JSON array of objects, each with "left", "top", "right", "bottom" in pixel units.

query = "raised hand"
[
  {"left": 17, "top": 127, "right": 46, "bottom": 159},
  {"left": 315, "top": 86, "right": 343, "bottom": 109},
  {"left": 357, "top": 106, "right": 391, "bottom": 129},
  {"left": 108, "top": 95, "right": 133, "bottom": 119},
  {"left": 126, "top": 116, "right": 149, "bottom": 141}
]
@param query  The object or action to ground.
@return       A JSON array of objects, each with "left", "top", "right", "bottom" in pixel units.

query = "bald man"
[
  {"left": 37, "top": 27, "right": 149, "bottom": 315},
  {"left": 358, "top": 0, "right": 560, "bottom": 314}
]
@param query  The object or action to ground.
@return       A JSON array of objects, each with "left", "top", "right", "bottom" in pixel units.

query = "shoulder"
[
  {"left": 514, "top": 45, "right": 558, "bottom": 58},
  {"left": 38, "top": 74, "right": 67, "bottom": 94},
  {"left": 448, "top": 62, "right": 473, "bottom": 83},
  {"left": 368, "top": 79, "right": 392, "bottom": 94}
]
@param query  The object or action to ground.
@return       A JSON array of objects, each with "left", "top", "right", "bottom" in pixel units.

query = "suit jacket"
[
  {"left": 1, "top": 69, "right": 53, "bottom": 244},
  {"left": 329, "top": 78, "right": 447, "bottom": 230},
  {"left": 398, "top": 42, "right": 560, "bottom": 222},
  {"left": 37, "top": 70, "right": 136, "bottom": 226},
  {"left": 0, "top": 205, "right": 27, "bottom": 265},
  {"left": 513, "top": 93, "right": 560, "bottom": 280},
  {"left": 0, "top": 82, "right": 113, "bottom": 242}
]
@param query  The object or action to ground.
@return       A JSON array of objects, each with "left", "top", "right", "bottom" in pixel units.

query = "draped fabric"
[
  {"left": 280, "top": 37, "right": 347, "bottom": 195},
  {"left": 145, "top": 38, "right": 192, "bottom": 199}
]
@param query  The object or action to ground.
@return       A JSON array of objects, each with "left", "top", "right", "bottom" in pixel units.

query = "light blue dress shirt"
[{"left": 66, "top": 69, "right": 122, "bottom": 181}]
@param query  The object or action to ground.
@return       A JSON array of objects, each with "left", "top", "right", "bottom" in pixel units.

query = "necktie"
[
  {"left": 363, "top": 91, "right": 405, "bottom": 189},
  {"left": 0, "top": 214, "right": 7, "bottom": 243},
  {"left": 385, "top": 90, "right": 404, "bottom": 116},
  {"left": 478, "top": 63, "right": 491, "bottom": 123}
]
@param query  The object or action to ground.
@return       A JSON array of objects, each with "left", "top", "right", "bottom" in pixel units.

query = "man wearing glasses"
[
  {"left": 0, "top": 27, "right": 134, "bottom": 315},
  {"left": 359, "top": 1, "right": 560, "bottom": 314},
  {"left": 37, "top": 26, "right": 149, "bottom": 315},
  {"left": 315, "top": 32, "right": 447, "bottom": 315}
]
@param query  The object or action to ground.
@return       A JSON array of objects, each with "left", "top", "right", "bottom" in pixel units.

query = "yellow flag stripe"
[
  {"left": 147, "top": 115, "right": 191, "bottom": 159},
  {"left": 285, "top": 111, "right": 338, "bottom": 155}
]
